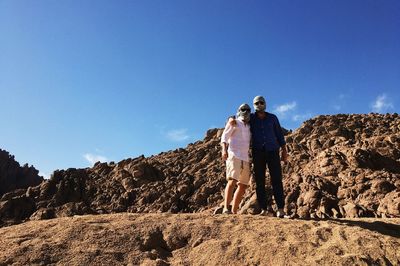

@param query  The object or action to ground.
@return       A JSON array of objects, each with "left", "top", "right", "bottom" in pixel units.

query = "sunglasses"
[
  {"left": 254, "top": 101, "right": 265, "bottom": 105},
  {"left": 240, "top": 108, "right": 251, "bottom": 112}
]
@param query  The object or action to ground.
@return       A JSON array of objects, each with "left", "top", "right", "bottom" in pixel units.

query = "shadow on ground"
[{"left": 330, "top": 219, "right": 400, "bottom": 238}]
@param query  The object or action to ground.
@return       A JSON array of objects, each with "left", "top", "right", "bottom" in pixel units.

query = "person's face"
[{"left": 253, "top": 100, "right": 266, "bottom": 111}]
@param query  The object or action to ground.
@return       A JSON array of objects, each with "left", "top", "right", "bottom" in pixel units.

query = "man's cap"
[
  {"left": 238, "top": 103, "right": 251, "bottom": 111},
  {"left": 253, "top": 95, "right": 265, "bottom": 104}
]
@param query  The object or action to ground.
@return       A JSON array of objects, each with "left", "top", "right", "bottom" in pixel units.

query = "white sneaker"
[
  {"left": 276, "top": 209, "right": 290, "bottom": 218},
  {"left": 223, "top": 208, "right": 232, "bottom": 214},
  {"left": 213, "top": 206, "right": 224, "bottom": 215}
]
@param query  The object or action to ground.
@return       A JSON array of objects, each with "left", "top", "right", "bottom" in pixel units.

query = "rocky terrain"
[
  {"left": 0, "top": 113, "right": 399, "bottom": 227},
  {"left": 0, "top": 213, "right": 399, "bottom": 265},
  {"left": 0, "top": 149, "right": 43, "bottom": 197}
]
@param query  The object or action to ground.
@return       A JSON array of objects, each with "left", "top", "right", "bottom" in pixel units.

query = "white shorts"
[{"left": 226, "top": 157, "right": 251, "bottom": 185}]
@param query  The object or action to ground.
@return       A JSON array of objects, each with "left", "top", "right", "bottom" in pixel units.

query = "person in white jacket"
[{"left": 220, "top": 103, "right": 251, "bottom": 214}]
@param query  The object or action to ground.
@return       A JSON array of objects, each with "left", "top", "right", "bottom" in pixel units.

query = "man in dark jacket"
[{"left": 250, "top": 95, "right": 288, "bottom": 218}]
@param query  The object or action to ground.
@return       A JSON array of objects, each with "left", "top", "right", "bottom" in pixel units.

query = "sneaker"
[
  {"left": 276, "top": 209, "right": 290, "bottom": 219},
  {"left": 259, "top": 209, "right": 268, "bottom": 216},
  {"left": 213, "top": 206, "right": 224, "bottom": 215},
  {"left": 223, "top": 208, "right": 232, "bottom": 214}
]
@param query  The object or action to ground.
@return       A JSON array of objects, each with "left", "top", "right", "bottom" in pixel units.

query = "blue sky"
[{"left": 1, "top": 1, "right": 399, "bottom": 177}]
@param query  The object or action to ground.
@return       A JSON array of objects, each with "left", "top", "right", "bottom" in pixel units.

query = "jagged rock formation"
[
  {"left": 0, "top": 113, "right": 399, "bottom": 227},
  {"left": 0, "top": 131, "right": 225, "bottom": 226},
  {"left": 282, "top": 113, "right": 400, "bottom": 219},
  {"left": 0, "top": 149, "right": 43, "bottom": 197}
]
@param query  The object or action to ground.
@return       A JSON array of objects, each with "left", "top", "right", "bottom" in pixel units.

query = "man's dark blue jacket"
[{"left": 250, "top": 112, "right": 286, "bottom": 152}]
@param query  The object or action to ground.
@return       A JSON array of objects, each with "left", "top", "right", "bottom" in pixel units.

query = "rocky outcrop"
[
  {"left": 0, "top": 114, "right": 399, "bottom": 227},
  {"left": 0, "top": 130, "right": 225, "bottom": 226},
  {"left": 279, "top": 113, "right": 400, "bottom": 219},
  {"left": 0, "top": 149, "right": 43, "bottom": 197}
]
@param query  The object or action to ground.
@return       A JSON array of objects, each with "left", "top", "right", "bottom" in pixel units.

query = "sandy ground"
[{"left": 0, "top": 213, "right": 399, "bottom": 266}]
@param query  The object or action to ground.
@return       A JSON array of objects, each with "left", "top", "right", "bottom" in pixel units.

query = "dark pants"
[{"left": 253, "top": 149, "right": 284, "bottom": 210}]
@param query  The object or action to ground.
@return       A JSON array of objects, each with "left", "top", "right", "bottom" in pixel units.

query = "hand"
[
  {"left": 222, "top": 150, "right": 228, "bottom": 161},
  {"left": 228, "top": 117, "right": 237, "bottom": 126}
]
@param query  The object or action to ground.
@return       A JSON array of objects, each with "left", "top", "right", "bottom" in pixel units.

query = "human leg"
[
  {"left": 266, "top": 150, "right": 285, "bottom": 210},
  {"left": 253, "top": 150, "right": 268, "bottom": 210},
  {"left": 224, "top": 179, "right": 237, "bottom": 212},
  {"left": 231, "top": 160, "right": 251, "bottom": 214},
  {"left": 223, "top": 157, "right": 239, "bottom": 213},
  {"left": 232, "top": 183, "right": 248, "bottom": 214}
]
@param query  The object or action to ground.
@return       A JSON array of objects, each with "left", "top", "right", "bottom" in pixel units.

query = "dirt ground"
[{"left": 0, "top": 213, "right": 399, "bottom": 265}]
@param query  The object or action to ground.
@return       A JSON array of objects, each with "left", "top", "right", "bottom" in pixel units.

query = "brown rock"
[
  {"left": 378, "top": 191, "right": 400, "bottom": 217},
  {"left": 1, "top": 113, "right": 400, "bottom": 226},
  {"left": 0, "top": 149, "right": 43, "bottom": 197},
  {"left": 342, "top": 202, "right": 360, "bottom": 218}
]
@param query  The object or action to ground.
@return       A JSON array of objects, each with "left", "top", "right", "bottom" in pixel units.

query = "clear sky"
[{"left": 1, "top": 1, "right": 399, "bottom": 177}]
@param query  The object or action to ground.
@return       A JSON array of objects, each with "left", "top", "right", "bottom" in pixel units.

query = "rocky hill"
[
  {"left": 0, "top": 149, "right": 43, "bottom": 197},
  {"left": 0, "top": 113, "right": 399, "bottom": 227}
]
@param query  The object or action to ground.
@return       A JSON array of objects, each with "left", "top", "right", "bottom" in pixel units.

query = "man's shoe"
[
  {"left": 259, "top": 209, "right": 268, "bottom": 216},
  {"left": 276, "top": 209, "right": 290, "bottom": 218}
]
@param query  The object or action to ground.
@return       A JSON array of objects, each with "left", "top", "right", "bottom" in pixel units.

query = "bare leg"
[
  {"left": 232, "top": 183, "right": 247, "bottom": 214},
  {"left": 224, "top": 179, "right": 237, "bottom": 211}
]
